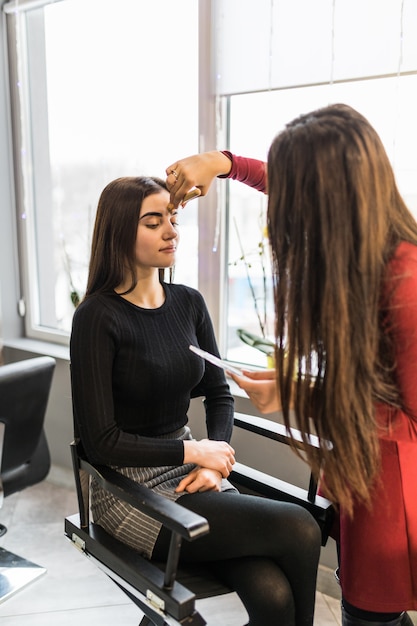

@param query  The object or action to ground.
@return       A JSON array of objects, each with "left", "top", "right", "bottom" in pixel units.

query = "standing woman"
[
  {"left": 70, "top": 175, "right": 321, "bottom": 626},
  {"left": 166, "top": 103, "right": 417, "bottom": 626}
]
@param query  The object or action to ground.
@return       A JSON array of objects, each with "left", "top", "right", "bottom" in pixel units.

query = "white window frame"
[
  {"left": 5, "top": 0, "right": 211, "bottom": 346},
  {"left": 5, "top": 2, "right": 61, "bottom": 343}
]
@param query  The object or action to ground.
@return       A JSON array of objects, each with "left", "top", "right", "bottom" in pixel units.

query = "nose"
[{"left": 163, "top": 220, "right": 178, "bottom": 240}]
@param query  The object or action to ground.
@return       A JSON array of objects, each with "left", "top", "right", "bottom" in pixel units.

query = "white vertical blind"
[{"left": 214, "top": 0, "right": 417, "bottom": 96}]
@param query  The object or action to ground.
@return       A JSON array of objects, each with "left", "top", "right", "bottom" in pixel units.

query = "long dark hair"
[
  {"left": 85, "top": 176, "right": 168, "bottom": 298},
  {"left": 267, "top": 103, "right": 417, "bottom": 513}
]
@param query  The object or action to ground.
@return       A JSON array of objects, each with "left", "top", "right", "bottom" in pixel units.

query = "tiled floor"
[{"left": 0, "top": 468, "right": 343, "bottom": 625}]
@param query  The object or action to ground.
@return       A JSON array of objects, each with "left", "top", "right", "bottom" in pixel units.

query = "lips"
[{"left": 160, "top": 246, "right": 176, "bottom": 253}]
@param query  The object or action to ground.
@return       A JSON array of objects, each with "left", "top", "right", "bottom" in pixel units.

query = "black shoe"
[{"left": 342, "top": 606, "right": 411, "bottom": 626}]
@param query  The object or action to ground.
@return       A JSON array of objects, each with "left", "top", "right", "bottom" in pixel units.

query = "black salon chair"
[
  {"left": 65, "top": 410, "right": 334, "bottom": 625},
  {"left": 0, "top": 355, "right": 56, "bottom": 601}
]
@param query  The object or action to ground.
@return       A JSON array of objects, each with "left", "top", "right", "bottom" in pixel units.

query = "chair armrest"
[
  {"left": 79, "top": 457, "right": 209, "bottom": 542},
  {"left": 233, "top": 412, "right": 329, "bottom": 450},
  {"left": 232, "top": 412, "right": 335, "bottom": 546}
]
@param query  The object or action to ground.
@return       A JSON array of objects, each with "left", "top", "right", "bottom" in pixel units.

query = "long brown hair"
[
  {"left": 267, "top": 103, "right": 417, "bottom": 514},
  {"left": 85, "top": 176, "right": 169, "bottom": 298}
]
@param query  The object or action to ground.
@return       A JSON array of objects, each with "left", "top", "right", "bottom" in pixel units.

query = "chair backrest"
[{"left": 0, "top": 356, "right": 56, "bottom": 498}]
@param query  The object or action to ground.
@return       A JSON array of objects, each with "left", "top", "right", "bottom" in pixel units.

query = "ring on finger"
[{"left": 171, "top": 169, "right": 178, "bottom": 180}]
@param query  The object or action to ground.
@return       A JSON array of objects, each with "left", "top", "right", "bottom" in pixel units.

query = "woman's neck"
[{"left": 116, "top": 272, "right": 165, "bottom": 309}]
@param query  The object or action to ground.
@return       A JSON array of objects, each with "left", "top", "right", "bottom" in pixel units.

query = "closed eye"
[{"left": 140, "top": 211, "right": 179, "bottom": 229}]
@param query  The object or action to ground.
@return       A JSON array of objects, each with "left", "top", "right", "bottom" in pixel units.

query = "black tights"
[{"left": 152, "top": 491, "right": 321, "bottom": 626}]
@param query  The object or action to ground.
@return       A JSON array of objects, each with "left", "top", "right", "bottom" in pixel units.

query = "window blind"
[{"left": 213, "top": 0, "right": 417, "bottom": 96}]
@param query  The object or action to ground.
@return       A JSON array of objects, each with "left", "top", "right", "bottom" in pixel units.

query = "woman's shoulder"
[
  {"left": 72, "top": 292, "right": 120, "bottom": 322},
  {"left": 386, "top": 242, "right": 417, "bottom": 308},
  {"left": 166, "top": 282, "right": 205, "bottom": 303},
  {"left": 390, "top": 241, "right": 417, "bottom": 271},
  {"left": 395, "top": 240, "right": 417, "bottom": 255}
]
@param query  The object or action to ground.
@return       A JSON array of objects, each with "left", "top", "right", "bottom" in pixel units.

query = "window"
[
  {"left": 223, "top": 76, "right": 417, "bottom": 366},
  {"left": 6, "top": 0, "right": 417, "bottom": 367},
  {"left": 5, "top": 0, "right": 199, "bottom": 343},
  {"left": 214, "top": 0, "right": 417, "bottom": 367}
]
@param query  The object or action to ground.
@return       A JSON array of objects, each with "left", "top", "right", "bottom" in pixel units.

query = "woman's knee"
[
  {"left": 298, "top": 507, "right": 322, "bottom": 549},
  {"left": 228, "top": 557, "right": 295, "bottom": 626},
  {"left": 279, "top": 504, "right": 322, "bottom": 556}
]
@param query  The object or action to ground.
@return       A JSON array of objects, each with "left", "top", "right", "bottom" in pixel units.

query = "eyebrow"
[
  {"left": 139, "top": 211, "right": 177, "bottom": 220},
  {"left": 139, "top": 212, "right": 162, "bottom": 220}
]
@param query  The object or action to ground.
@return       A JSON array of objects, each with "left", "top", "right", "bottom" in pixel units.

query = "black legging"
[{"left": 152, "top": 491, "right": 321, "bottom": 626}]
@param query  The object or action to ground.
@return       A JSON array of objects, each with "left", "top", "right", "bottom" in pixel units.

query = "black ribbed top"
[{"left": 70, "top": 283, "right": 234, "bottom": 467}]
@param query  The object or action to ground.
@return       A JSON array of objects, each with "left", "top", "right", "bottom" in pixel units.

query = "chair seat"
[
  {"left": 165, "top": 563, "right": 231, "bottom": 600},
  {"left": 65, "top": 513, "right": 231, "bottom": 623},
  {"left": 0, "top": 356, "right": 55, "bottom": 603},
  {"left": 1, "top": 431, "right": 50, "bottom": 498}
]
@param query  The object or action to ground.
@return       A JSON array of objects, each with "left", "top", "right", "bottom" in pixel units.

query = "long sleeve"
[
  {"left": 386, "top": 241, "right": 417, "bottom": 422},
  {"left": 190, "top": 294, "right": 235, "bottom": 443},
  {"left": 70, "top": 285, "right": 233, "bottom": 467},
  {"left": 219, "top": 150, "right": 267, "bottom": 193},
  {"left": 339, "top": 241, "right": 417, "bottom": 612}
]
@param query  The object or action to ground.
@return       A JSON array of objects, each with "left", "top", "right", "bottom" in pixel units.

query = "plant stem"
[{"left": 233, "top": 216, "right": 266, "bottom": 337}]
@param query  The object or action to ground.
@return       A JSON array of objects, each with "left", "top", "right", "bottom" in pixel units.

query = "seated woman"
[{"left": 70, "top": 175, "right": 321, "bottom": 626}]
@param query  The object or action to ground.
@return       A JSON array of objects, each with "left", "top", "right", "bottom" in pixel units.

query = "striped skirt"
[{"left": 91, "top": 426, "right": 236, "bottom": 558}]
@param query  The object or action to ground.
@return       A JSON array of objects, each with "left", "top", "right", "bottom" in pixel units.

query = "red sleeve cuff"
[{"left": 218, "top": 151, "right": 267, "bottom": 193}]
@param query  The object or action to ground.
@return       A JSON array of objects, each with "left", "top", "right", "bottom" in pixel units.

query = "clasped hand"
[
  {"left": 181, "top": 438, "right": 235, "bottom": 494},
  {"left": 183, "top": 438, "right": 235, "bottom": 476},
  {"left": 175, "top": 467, "right": 223, "bottom": 493}
]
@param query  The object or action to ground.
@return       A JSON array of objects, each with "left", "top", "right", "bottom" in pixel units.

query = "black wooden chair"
[
  {"left": 0, "top": 356, "right": 56, "bottom": 601},
  {"left": 65, "top": 411, "right": 334, "bottom": 626}
]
